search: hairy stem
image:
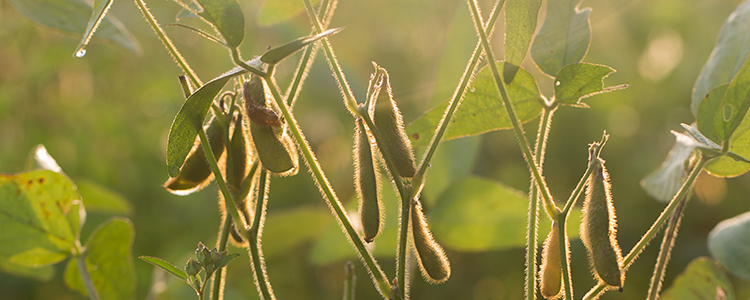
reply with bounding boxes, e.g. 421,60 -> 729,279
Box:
466,0 -> 557,220
646,193 -> 688,300
344,261 -> 356,300
133,0 -> 202,88
583,154 -> 708,300
247,169 -> 275,300
76,253 -> 101,300
210,214 -> 233,300
556,215 -> 573,300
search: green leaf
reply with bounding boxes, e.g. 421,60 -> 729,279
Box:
504,0 -> 542,82
195,0 -> 244,47
709,54 -> 750,141
0,253 -> 54,281
660,257 -> 735,300
257,0 -> 322,26
406,62 -> 543,147
7,0 -> 140,54
261,28 -> 342,64
139,256 -> 188,281
213,253 -> 240,269
428,176 -> 581,252
262,206 -> 332,258
692,0 -> 750,116
167,64 -> 253,177
704,104 -> 750,177
640,132 -> 696,202
72,0 -> 113,57
76,180 -> 133,215
0,170 -> 83,267
554,63 -> 626,107
530,0 -> 591,77
697,85 -> 729,144
708,211 -> 750,280
64,217 -> 136,300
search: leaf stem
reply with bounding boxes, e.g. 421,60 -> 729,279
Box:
133,0 -> 202,88
343,261 -> 356,300
645,193 -> 688,300
210,208 -> 233,300
466,0 -> 558,220
247,169 -> 275,300
556,215 -> 573,300
76,253 -> 102,300
583,154 -> 708,300
410,0 -> 503,199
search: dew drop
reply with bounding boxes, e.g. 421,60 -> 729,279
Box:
75,49 -> 87,58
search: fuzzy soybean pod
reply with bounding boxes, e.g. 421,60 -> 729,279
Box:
369,68 -> 417,178
411,199 -> 450,284
244,78 -> 298,175
581,158 -> 624,288
230,113 -> 250,188
539,222 -> 564,299
164,115 -> 225,195
354,117 -> 381,243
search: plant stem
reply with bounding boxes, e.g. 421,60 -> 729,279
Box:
525,106 -> 555,300
133,0 -> 202,88
410,0 -> 503,199
76,254 -> 102,300
343,261 -> 356,300
646,193 -> 688,300
466,0 -> 558,220
556,215 -> 573,300
247,169 -> 275,300
210,212 -> 233,300
583,154 -> 708,300
250,70 -> 391,297
302,0 -> 358,114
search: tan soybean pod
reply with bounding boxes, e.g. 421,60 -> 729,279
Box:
581,158 -> 624,287
411,199 -> 450,284
369,67 -> 417,178
354,117 -> 381,242
539,222 -> 564,299
164,115 -> 225,195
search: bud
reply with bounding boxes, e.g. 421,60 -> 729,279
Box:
185,258 -> 201,277
369,66 -> 417,178
164,115 -> 226,195
539,222 -> 564,299
581,158 -> 624,287
411,199 -> 450,284
354,118 -> 382,242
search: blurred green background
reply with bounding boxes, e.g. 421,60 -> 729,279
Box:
1,0 -> 749,299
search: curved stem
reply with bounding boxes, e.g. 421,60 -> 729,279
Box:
583,155 -> 708,300
247,169 -> 275,300
466,0 -> 558,220
646,193 -> 688,300
76,253 -> 102,300
133,0 -> 202,88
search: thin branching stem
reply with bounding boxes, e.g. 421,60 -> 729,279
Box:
134,0 -> 202,88
247,169 -> 275,300
646,193 -> 688,300
466,0 -> 558,220
583,154 -> 709,300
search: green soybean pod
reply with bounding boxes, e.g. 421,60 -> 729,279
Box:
354,117 -> 381,242
369,67 -> 417,178
411,199 -> 450,284
230,113 -> 250,188
539,222 -> 563,299
249,122 -> 296,174
164,114 -> 226,195
581,158 -> 624,288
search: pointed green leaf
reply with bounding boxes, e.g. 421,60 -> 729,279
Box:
641,132 -> 696,202
167,64 -> 253,177
692,0 -> 750,116
554,63 -> 626,107
195,0 -> 244,47
261,28 -> 342,64
64,217 -> 135,300
406,62 -> 543,147
257,0 -> 322,26
428,176 -> 581,252
7,0 -> 140,54
504,0 -> 542,82
704,103 -> 750,177
660,257 -> 735,300
708,211 -> 750,280
139,256 -> 188,281
530,0 -> 591,77
262,206 -> 332,258
710,54 -> 750,141
0,253 -> 54,281
0,170 -> 83,267
72,0 -> 113,57
213,253 -> 240,269
76,180 -> 132,216
698,85 -> 729,144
